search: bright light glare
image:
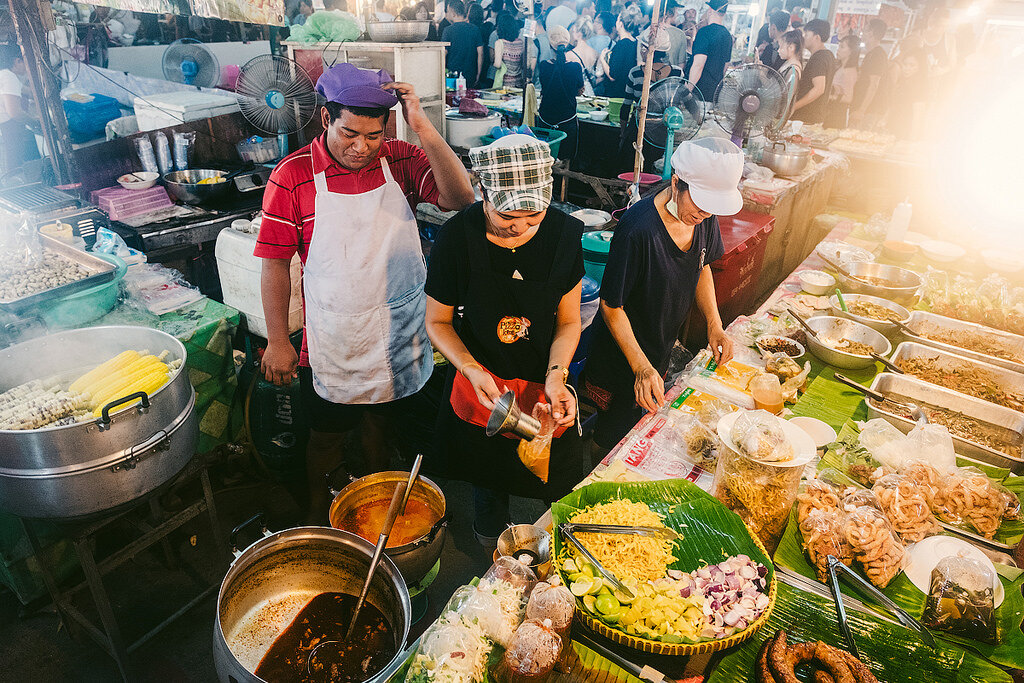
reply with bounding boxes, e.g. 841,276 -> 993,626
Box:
747,3 -> 759,15
966,3 -> 982,16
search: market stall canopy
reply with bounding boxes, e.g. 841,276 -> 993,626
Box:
75,0 -> 287,26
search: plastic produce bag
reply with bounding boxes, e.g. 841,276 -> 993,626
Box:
518,402 -> 554,483
525,582 -> 575,643
796,478 -> 842,524
729,409 -> 794,463
936,467 -> 1009,538
153,132 -> 172,174
445,583 -> 520,647
133,134 -> 158,174
500,618 -> 563,681
872,473 -> 941,543
408,612 -> 492,683
287,10 -> 361,43
484,556 -> 538,595
845,505 -> 905,589
799,508 -> 852,582
858,418 -> 909,471
905,423 -> 957,473
922,556 -> 998,644
842,487 -> 881,512
900,460 -> 944,508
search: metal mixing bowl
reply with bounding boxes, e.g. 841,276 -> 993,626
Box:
837,261 -> 923,305
829,293 -> 911,337
366,20 -> 431,42
163,169 -> 233,204
804,315 -> 892,369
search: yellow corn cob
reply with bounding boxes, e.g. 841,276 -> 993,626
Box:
69,350 -> 141,394
93,368 -> 170,417
82,355 -> 165,402
90,362 -> 168,410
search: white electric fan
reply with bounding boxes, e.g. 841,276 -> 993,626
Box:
162,38 -> 221,88
235,55 -> 319,161
640,76 -> 705,181
712,64 -> 788,147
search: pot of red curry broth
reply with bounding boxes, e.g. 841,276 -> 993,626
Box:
329,471 -> 448,586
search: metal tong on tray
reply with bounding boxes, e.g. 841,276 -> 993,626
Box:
560,522 -> 681,542
558,523 -> 639,600
825,555 -> 936,658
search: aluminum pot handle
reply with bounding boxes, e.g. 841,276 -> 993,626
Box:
403,515 -> 449,550
99,391 -> 150,427
229,512 -> 270,557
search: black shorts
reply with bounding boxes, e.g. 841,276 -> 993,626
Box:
298,366 -> 399,434
584,376 -> 645,451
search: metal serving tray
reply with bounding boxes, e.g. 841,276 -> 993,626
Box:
0,234 -> 117,312
889,342 -> 1024,413
903,310 -> 1024,375
867,372 -> 1024,473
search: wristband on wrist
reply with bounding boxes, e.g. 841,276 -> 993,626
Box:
546,364 -> 569,384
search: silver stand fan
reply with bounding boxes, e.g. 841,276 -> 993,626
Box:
712,64 -> 788,147
235,55 -> 319,161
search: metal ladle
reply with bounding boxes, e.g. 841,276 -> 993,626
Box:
833,373 -> 928,424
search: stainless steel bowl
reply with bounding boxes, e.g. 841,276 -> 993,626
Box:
829,293 -> 911,337
760,141 -> 811,177
837,261 -> 923,305
366,20 -> 431,42
163,169 -> 233,205
804,315 -> 892,369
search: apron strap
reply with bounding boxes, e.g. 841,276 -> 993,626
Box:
379,156 -> 396,184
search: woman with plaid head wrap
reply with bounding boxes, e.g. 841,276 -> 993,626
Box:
424,135 -> 590,544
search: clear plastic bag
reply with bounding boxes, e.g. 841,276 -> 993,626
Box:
517,403 -> 554,483
153,132 -> 172,174
900,460 -> 944,509
844,505 -> 905,589
841,487 -> 881,512
937,467 -> 1009,539
871,473 -> 941,543
796,478 -> 842,525
409,612 -> 491,682
172,131 -> 195,171
484,556 -> 538,595
922,556 -> 998,645
445,583 -> 520,647
132,135 -> 158,174
729,410 -> 794,463
906,423 -> 957,473
858,418 -> 910,471
525,582 -> 575,644
501,618 -> 563,681
799,508 -> 852,582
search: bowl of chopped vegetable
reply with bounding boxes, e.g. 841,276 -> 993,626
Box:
829,293 -> 910,337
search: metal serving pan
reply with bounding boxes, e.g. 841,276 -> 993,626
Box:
867,373 -> 1024,473
902,310 -> 1024,375
0,234 -> 117,312
889,342 -> 1024,414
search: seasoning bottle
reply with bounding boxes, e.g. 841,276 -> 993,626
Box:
750,373 -> 784,415
888,198 -> 913,242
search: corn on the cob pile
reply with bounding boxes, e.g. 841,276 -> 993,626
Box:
0,348 -> 178,430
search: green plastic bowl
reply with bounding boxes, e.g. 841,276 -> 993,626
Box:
41,253 -> 127,329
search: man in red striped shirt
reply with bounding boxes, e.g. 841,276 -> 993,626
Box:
255,63 -> 473,521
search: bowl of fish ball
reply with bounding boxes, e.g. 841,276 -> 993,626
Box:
328,470 -> 447,586
836,262 -> 923,305
496,524 -> 552,578
163,169 -> 234,204
828,293 -> 910,337
803,316 -> 892,370
214,525 -> 411,683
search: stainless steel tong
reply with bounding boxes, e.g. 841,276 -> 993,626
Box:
558,523 -> 637,600
826,555 -> 936,656
560,522 -> 681,542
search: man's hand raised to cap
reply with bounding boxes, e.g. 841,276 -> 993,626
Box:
383,81 -> 430,135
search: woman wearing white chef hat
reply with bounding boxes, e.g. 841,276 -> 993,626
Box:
583,137 -> 743,456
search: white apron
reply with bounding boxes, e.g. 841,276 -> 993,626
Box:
302,156 -> 433,404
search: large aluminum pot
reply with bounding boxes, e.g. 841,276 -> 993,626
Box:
761,141 -> 811,177
214,524 -> 412,683
837,262 -> 923,305
329,471 -> 447,587
0,326 -> 196,519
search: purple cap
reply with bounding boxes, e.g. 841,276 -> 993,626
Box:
315,63 -> 399,108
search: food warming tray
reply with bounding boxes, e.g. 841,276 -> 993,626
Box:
889,342 -> 1024,412
902,311 -> 1024,375
0,234 -> 118,311
867,373 -> 1024,473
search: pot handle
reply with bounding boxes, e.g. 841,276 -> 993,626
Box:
230,512 -> 270,557
771,141 -> 786,151
98,391 -> 151,429
325,462 -> 357,498
405,515 -> 449,550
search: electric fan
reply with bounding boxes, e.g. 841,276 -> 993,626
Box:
235,55 -> 319,161
162,38 -> 221,88
712,64 -> 788,146
640,76 -> 705,181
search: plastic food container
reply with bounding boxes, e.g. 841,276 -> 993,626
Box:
798,269 -> 836,296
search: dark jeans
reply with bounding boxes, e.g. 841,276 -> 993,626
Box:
473,486 -> 510,537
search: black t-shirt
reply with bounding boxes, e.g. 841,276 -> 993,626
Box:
692,23 -> 733,101
793,48 -> 836,124
852,45 -> 888,114
585,196 -> 724,390
425,203 -> 585,379
756,24 -> 781,70
538,59 -> 585,123
442,21 -> 483,87
602,38 -> 638,98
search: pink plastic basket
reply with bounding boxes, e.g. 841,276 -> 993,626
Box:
92,186 -> 173,221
